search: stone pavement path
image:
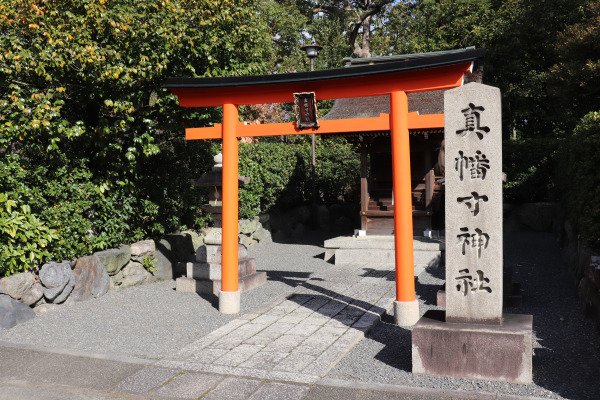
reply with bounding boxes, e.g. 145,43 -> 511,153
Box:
156,262 -> 397,384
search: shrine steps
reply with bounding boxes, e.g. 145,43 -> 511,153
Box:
323,235 -> 444,275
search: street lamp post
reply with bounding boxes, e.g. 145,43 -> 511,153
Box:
300,44 -> 322,205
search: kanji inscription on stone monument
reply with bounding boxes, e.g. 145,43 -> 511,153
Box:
445,82 -> 503,324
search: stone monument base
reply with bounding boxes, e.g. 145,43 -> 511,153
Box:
176,272 -> 267,295
412,310 -> 533,384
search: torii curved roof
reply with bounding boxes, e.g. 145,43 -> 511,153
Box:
164,48 -> 485,107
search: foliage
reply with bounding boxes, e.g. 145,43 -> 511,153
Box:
142,255 -> 157,274
0,0 -> 270,275
0,155 -> 58,276
556,111 -> 600,249
264,1 -> 393,71
503,137 -> 561,203
238,137 -> 359,218
381,0 -> 498,55
545,0 -> 600,129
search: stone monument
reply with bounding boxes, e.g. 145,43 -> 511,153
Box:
176,153 -> 267,295
412,83 -> 533,383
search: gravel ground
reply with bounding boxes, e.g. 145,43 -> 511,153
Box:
327,232 -> 600,400
0,232 -> 335,360
1,231 -> 598,400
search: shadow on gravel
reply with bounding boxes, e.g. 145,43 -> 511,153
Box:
370,313 -> 413,372
270,229 -> 344,247
266,271 -> 311,289
337,232 -> 600,400
502,233 -> 600,400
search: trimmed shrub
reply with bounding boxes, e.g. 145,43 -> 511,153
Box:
556,111 -> 600,249
503,136 -> 561,203
238,137 -> 360,219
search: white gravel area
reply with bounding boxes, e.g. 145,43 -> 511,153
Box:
0,231 -> 597,400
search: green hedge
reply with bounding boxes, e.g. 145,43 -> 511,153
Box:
238,137 -> 360,219
0,140 -> 216,277
556,111 -> 600,249
503,136 -> 561,203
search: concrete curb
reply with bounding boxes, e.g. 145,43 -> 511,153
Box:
317,377 -> 552,400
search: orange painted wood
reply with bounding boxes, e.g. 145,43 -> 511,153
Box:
221,103 -> 239,293
390,91 -> 416,302
185,112 -> 444,140
172,63 -> 470,107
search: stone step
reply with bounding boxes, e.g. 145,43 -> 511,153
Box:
334,248 -> 442,267
179,258 -> 257,281
195,244 -> 248,264
176,271 -> 267,295
324,235 -> 444,251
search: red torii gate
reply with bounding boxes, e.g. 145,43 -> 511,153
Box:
165,48 -> 485,325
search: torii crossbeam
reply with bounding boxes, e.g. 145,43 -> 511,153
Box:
164,47 -> 485,326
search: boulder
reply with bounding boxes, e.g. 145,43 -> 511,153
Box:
71,256 -> 110,301
578,277 -> 600,314
39,262 -> 75,303
291,223 -> 306,239
181,230 -> 203,252
239,218 -> 261,235
130,240 -> 156,263
94,245 -> 131,275
333,215 -> 353,233
20,282 -> 44,306
164,233 -> 194,262
316,205 -> 330,231
203,228 -> 223,245
239,234 -> 258,247
155,239 -> 175,280
251,226 -> 272,244
516,202 -> 558,232
272,229 -> 289,242
0,294 -> 35,330
0,272 -> 35,301
112,261 -> 155,288
587,256 -> 600,288
291,206 -> 311,225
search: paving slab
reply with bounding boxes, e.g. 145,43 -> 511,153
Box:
155,262 -> 396,383
114,367 -> 179,394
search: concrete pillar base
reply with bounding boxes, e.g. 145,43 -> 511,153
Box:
393,299 -> 420,326
219,290 -> 240,314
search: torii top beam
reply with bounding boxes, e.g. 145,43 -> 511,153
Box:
164,48 -> 485,107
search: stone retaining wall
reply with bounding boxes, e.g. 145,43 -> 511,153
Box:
0,218 -> 278,331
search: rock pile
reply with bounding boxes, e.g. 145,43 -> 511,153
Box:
0,224 -> 273,331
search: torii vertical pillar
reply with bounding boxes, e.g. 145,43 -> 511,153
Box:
220,103 -> 241,313
390,90 -> 419,326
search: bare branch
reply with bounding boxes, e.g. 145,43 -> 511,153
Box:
313,5 -> 344,15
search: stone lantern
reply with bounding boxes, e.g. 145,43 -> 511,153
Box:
176,153 -> 266,295
189,153 -> 250,229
